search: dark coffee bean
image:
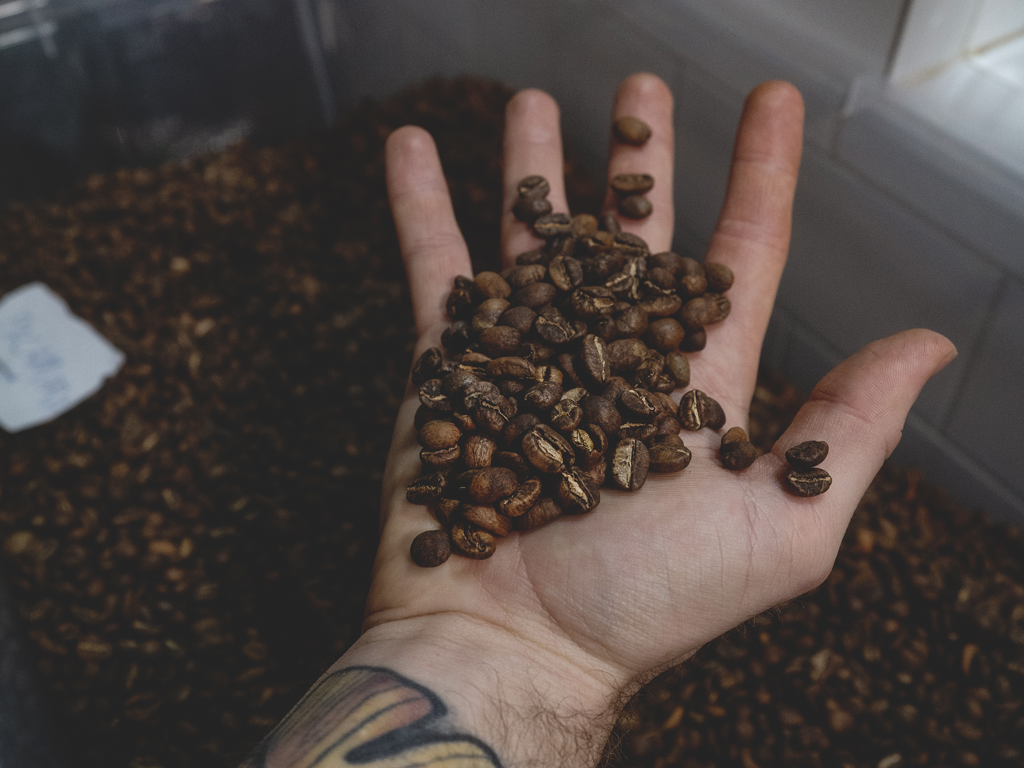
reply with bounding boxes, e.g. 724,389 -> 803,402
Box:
417,420 -> 462,451
497,477 -> 542,518
441,319 -> 472,351
619,422 -> 658,443
533,212 -> 572,238
534,364 -> 564,385
580,334 -> 610,384
605,271 -> 639,299
535,306 -> 573,345
497,305 -> 538,335
515,497 -> 563,531
513,196 -> 552,223
515,247 -> 547,266
475,271 -> 512,300
665,351 -> 690,387
406,472 -> 448,505
611,437 -> 650,491
590,317 -> 618,342
412,347 -> 444,386
550,398 -> 583,432
419,379 -> 452,412
557,468 -> 601,515
420,445 -> 460,470
632,354 -> 665,391
679,326 -> 706,352
615,305 -> 649,338
785,468 -> 833,497
601,376 -> 632,404
570,213 -> 599,238
679,389 -> 726,431
611,173 -> 655,196
486,356 -> 536,380
677,258 -> 708,297
462,434 -> 497,468
721,428 -> 758,471
455,468 -> 519,504
648,434 -> 692,473
656,416 -> 682,436
461,504 -> 512,537
584,250 -> 626,282
433,497 -> 460,527
649,251 -> 684,275
704,261 -> 735,293
519,341 -> 556,365
646,317 -> 686,353
522,424 -> 574,474
613,231 -> 650,257
523,381 -> 563,411
579,394 -> 622,437
450,410 -> 476,432
545,234 -> 577,259
446,286 -> 476,320
411,530 -> 451,567
460,378 -> 501,408
785,440 -> 830,468
498,379 -> 525,398
471,299 -> 512,334
450,523 -> 497,559
638,294 -> 682,319
441,368 -> 478,398
607,338 -> 648,372
570,423 -> 608,465
704,293 -> 731,324
643,267 -> 677,296
612,116 -> 652,145
618,195 -> 653,219
517,175 -> 550,198
601,211 -> 622,233
493,450 -> 531,478
469,399 -> 510,436
548,255 -> 584,291
557,353 -> 586,389
620,388 -> 658,422
570,286 -> 616,319
511,281 -> 558,309
477,325 -> 521,357
505,264 -> 548,289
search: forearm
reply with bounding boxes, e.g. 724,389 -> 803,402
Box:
240,614 -> 623,768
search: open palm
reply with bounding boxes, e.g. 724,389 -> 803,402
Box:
362,74 -> 955,692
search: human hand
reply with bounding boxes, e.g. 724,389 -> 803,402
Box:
281,74 -> 956,768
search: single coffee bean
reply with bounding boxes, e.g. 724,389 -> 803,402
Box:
419,379 -> 452,412
570,286 -> 616,319
477,325 -> 522,357
637,294 -> 682,319
411,530 -> 451,568
601,211 -> 622,233
657,416 -> 682,436
420,445 -> 460,470
546,234 -> 576,259
535,306 -> 573,345
665,351 -> 691,388
601,376 -> 632,405
418,420 -> 462,451
515,247 -> 547,266
535,364 -> 564,385
679,327 -> 706,352
570,213 -> 599,238
611,173 -> 655,196
557,468 -> 600,515
493,450 -> 531,478
649,251 -> 684,275
523,381 -> 563,411
619,422 -> 658,443
511,281 -> 558,309
550,398 -> 584,432
433,497 -> 460,527
643,267 -> 677,296
611,437 -> 650,491
579,394 -> 622,437
412,347 -> 444,386
785,468 -> 833,497
533,212 -> 572,237
461,504 -> 512,537
522,424 -> 574,474
615,305 -> 648,338
703,293 -> 731,324
614,231 -> 650,257
497,477 -> 542,518
570,422 -> 608,466
679,389 -> 726,431
475,271 -> 512,300
620,388 -> 658,422
677,257 -> 708,298
704,261 -> 734,293
721,426 -> 748,445
497,305 -> 538,335
450,523 -> 497,559
406,472 -> 448,505
720,427 -> 758,470
612,116 -> 652,145
505,264 -> 547,289
648,434 -> 692,473
584,250 -> 626,282
618,195 -> 653,219
605,271 -> 639,299
548,255 -> 584,291
785,440 -> 830,469
455,467 -> 519,504
515,497 -> 563,531
469,399 -> 511,436
517,175 -> 550,198
646,317 -> 686,353
462,434 -> 497,469
486,356 -> 535,380
580,334 -> 610,384
607,338 -> 649,372
450,410 -> 476,432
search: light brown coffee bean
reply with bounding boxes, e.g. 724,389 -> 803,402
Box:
637,294 -> 682,319
580,334 -> 610,384
785,468 -> 833,497
722,426 -> 748,445
550,398 -> 584,432
557,468 -> 600,515
611,437 -> 650,491
612,116 -> 652,145
418,420 -> 462,450
677,258 -> 707,298
497,477 -> 542,518
570,423 -> 608,466
785,440 -> 829,468
611,173 -> 655,196
522,424 -> 574,474
618,195 -> 653,219
471,298 -> 511,333
704,261 -> 735,293
679,389 -> 726,431
461,504 -> 512,537
450,523 -> 497,559
462,435 -> 497,469
607,338 -> 649,372
721,428 -> 758,470
648,434 -> 692,473
477,325 -> 521,357
534,364 -> 563,385
411,530 -> 451,567
475,272 -> 512,300
646,318 -> 686,353
420,445 -> 460,470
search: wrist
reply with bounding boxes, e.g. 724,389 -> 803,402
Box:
337,613 -> 626,768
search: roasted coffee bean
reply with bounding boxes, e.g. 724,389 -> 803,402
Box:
643,267 -> 677,296
677,257 -> 708,297
665,351 -> 691,387
406,472 -> 449,505
505,263 -> 547,289
557,468 -> 600,515
533,212 -> 572,237
418,420 -> 462,451
618,195 -> 653,219
460,378 -> 501,407
607,338 -> 649,372
497,305 -> 538,335
497,477 -> 542,518
441,369 -> 480,398
523,381 -> 563,411
620,388 -> 659,422
638,294 -> 682,319
512,195 -> 551,222
534,364 -> 564,385
601,211 -> 622,233
412,347 -> 444,386
535,306 -> 573,345
522,424 -> 574,474
420,445 -> 460,470
515,497 -> 563,531
648,434 -> 692,473
580,394 -> 622,437
462,435 -> 497,468
562,386 -> 588,403
441,319 -> 472,351
601,376 -> 632,405
612,115 -> 652,145
704,261 -> 735,293
648,391 -> 678,418
611,437 -> 650,491
570,423 -> 608,465
785,440 -> 829,468
785,468 -> 833,497
450,410 -> 476,432
614,231 -> 650,257
605,271 -> 639,299
446,286 -> 476,319
471,298 -> 511,333
550,398 -> 584,432
570,213 -> 599,238
477,325 -> 521,357
620,422 -> 658,443
569,287 -> 614,321
454,468 -> 519,504
679,389 -> 726,431
469,399 -> 510,436
548,255 -> 584,291
411,530 -> 451,567
615,305 -> 649,338
580,334 -> 610,384
557,353 -> 586,389
433,497 -> 460,527
511,281 -> 558,309
419,379 -> 452,412
517,175 -> 550,198
515,247 -> 547,266
585,250 -> 626,282
656,416 -> 682,436
493,450 -> 531,478
498,379 -> 525,398
646,318 -> 686,353
721,428 -> 758,471
450,523 -> 497,559
461,504 -> 512,537
679,327 -> 706,352
650,251 -> 684,275
546,234 -> 576,259
486,356 -> 536,380
519,340 -> 555,364
611,173 -> 655,196
474,271 -> 512,300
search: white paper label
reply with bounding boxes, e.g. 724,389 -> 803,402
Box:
0,282 -> 125,432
